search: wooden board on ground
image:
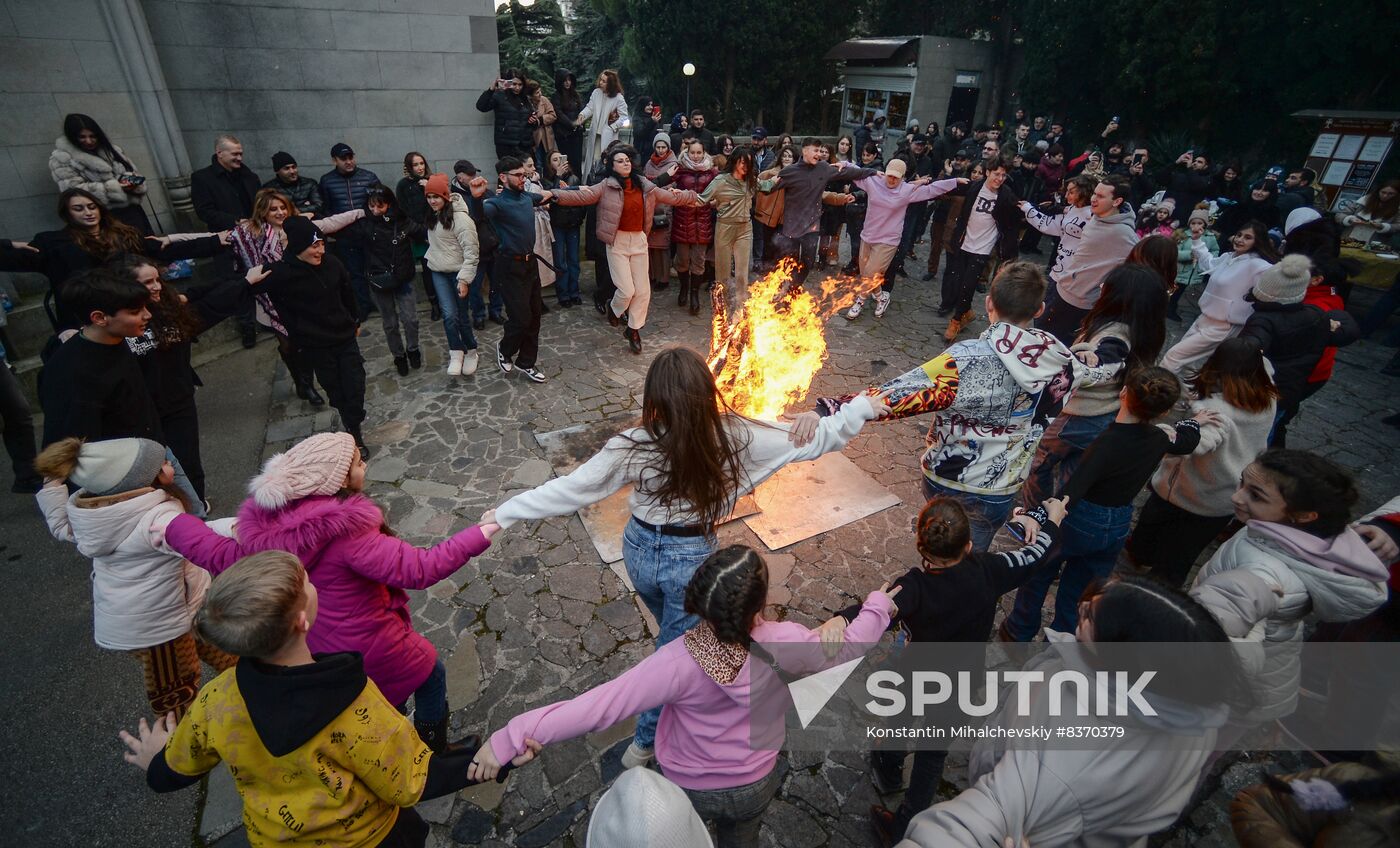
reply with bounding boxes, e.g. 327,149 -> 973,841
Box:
741,452 -> 901,550
534,416 -> 758,565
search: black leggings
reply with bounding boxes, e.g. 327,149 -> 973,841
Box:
1124,490 -> 1233,587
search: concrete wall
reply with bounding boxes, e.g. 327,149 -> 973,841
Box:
0,0 -> 502,253
148,0 -> 500,198
911,36 -> 995,133
0,0 -> 168,247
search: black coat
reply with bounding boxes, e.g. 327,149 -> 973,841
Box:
355,212 -> 425,286
11,230 -> 224,331
191,156 -> 261,230
395,176 -> 430,242
476,88 -> 536,153
250,254 -> 359,348
1241,300 -> 1358,406
947,179 -> 1023,260
1158,164 -> 1211,222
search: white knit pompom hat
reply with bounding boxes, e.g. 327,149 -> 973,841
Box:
249,432 -> 357,509
1252,253 -> 1313,305
585,768 -> 713,848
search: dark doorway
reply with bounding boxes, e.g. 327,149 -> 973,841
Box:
946,86 -> 979,128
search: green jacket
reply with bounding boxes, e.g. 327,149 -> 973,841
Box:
699,172 -> 779,223
1175,232 -> 1218,287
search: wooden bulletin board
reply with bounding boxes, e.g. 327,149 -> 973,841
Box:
1301,115 -> 1398,211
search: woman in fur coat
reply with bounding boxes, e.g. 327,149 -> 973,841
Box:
49,113 -> 153,234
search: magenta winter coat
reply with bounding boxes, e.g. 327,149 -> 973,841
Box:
165,494 -> 490,705
671,155 -> 718,244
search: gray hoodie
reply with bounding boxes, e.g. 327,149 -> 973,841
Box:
1056,207 -> 1138,309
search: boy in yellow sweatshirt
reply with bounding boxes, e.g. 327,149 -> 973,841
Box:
118,550 -> 538,847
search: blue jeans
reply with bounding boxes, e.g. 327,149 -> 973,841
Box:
1020,411 -> 1115,510
552,227 -> 581,302
429,271 -> 477,352
468,264 -> 504,323
623,518 -> 716,749
412,658 -> 448,724
921,477 -> 1016,553
1004,500 -> 1133,640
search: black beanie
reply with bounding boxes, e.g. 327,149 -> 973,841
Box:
283,215 -> 321,257
271,151 -> 296,170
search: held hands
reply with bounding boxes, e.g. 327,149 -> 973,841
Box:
1040,496 -> 1069,526
147,235 -> 173,249
479,509 -> 500,540
245,265 -> 272,285
119,712 -> 177,771
1191,409 -> 1224,429
467,737 -> 542,783
817,615 -> 847,654
863,387 -> 894,417
1008,508 -> 1044,545
217,230 -> 233,245
783,410 -> 820,447
1356,524 -> 1400,563
954,177 -> 970,185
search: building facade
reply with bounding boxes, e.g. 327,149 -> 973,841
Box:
1,0 -> 502,241
826,35 -> 1013,145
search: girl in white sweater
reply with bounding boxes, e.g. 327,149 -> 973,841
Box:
494,346 -> 888,768
1126,338 -> 1279,585
422,173 -> 480,377
35,437 -> 234,719
1160,220 -> 1278,375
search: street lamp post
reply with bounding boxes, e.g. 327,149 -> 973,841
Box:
683,62 -> 696,117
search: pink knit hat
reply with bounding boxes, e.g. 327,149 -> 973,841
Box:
250,432 -> 357,509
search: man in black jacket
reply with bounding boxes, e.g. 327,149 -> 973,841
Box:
687,110 -> 717,154
476,73 -> 536,161
246,217 -> 370,457
939,156 -> 1022,340
319,143 -> 381,319
262,151 -> 324,217
191,136 -> 260,230
191,135 -> 261,346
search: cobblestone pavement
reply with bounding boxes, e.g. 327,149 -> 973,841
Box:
228,243 -> 1399,847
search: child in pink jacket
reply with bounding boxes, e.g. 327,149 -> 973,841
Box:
165,431 -> 498,752
468,544 -> 898,848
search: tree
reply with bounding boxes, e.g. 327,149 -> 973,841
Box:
547,0 -> 628,92
496,0 -> 567,93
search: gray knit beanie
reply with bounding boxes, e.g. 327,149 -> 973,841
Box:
1252,253 -> 1312,305
71,438 -> 169,497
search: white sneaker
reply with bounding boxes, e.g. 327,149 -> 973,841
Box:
446,350 -> 464,376
620,742 -> 654,769
874,291 -> 892,318
845,296 -> 865,320
461,350 -> 479,376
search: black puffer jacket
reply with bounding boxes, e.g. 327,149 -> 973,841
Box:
355,210 -> 425,287
1240,300 -> 1358,406
476,88 -> 535,153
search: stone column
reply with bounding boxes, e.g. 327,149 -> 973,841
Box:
98,0 -> 196,229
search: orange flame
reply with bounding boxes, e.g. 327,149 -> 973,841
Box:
708,259 -> 885,419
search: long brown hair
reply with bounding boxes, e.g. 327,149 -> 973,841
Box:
1364,179 -> 1400,220
112,255 -> 202,347
249,188 -> 295,239
628,347 -> 750,528
59,188 -> 144,259
1192,337 -> 1279,414
1126,235 -> 1177,290
599,68 -> 622,98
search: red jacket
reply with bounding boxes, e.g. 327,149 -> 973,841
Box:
671,158 -> 718,244
1304,282 -> 1344,384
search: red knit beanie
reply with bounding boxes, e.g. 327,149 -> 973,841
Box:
425,173 -> 452,199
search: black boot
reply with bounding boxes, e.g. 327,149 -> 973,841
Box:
677,272 -> 690,308
626,327 -> 643,354
295,378 -> 325,406
286,353 -> 325,406
689,280 -> 701,315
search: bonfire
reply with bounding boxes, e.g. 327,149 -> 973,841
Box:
708,260 -> 885,419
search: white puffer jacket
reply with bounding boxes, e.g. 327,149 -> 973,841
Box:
48,135 -> 145,209
1193,521 -> 1387,722
37,482 -> 209,651
424,193 -> 480,282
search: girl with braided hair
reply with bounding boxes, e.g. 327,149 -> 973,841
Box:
492,346 -> 889,770
470,545 -> 900,846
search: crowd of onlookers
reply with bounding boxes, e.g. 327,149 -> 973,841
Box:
2,71 -> 1400,848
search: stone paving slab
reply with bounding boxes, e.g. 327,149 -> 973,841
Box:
222,240 -> 1400,847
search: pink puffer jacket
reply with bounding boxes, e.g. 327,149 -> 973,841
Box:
553,176 -> 699,246
166,494 -> 489,705
671,155 -> 718,244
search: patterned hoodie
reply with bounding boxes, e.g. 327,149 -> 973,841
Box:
819,323 -> 1120,495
